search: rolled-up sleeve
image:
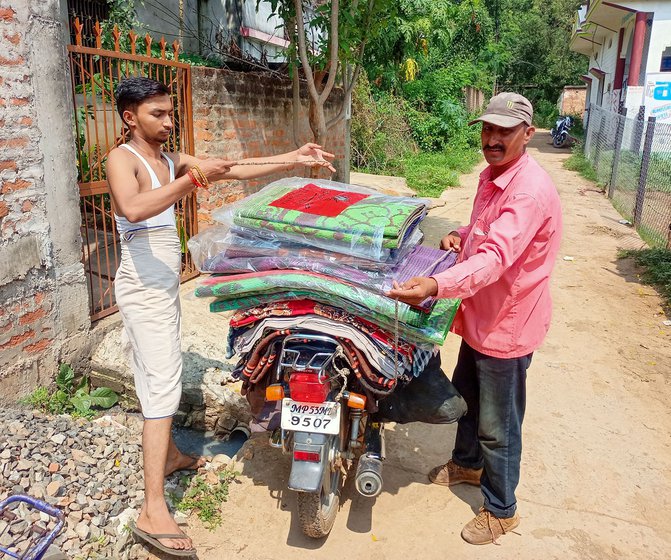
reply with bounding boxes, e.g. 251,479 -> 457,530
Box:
431,193 -> 544,299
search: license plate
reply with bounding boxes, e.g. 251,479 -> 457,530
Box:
281,399 -> 341,435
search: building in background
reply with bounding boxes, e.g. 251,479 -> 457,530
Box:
557,85 -> 588,115
66,0 -> 304,67
570,0 -> 671,122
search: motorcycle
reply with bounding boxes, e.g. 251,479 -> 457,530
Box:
257,332 -> 465,539
550,115 -> 574,148
262,333 -> 388,538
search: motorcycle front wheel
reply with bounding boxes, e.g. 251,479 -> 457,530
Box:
296,436 -> 342,538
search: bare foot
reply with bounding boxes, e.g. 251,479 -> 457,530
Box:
136,506 -> 194,553
165,450 -> 207,478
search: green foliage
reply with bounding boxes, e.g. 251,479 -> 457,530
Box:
619,248 -> 671,306
563,145 -> 599,184
351,74 -> 416,172
533,99 -> 560,129
352,57 -> 482,193
495,0 -> 587,104
364,0 -> 585,110
173,469 -> 238,530
101,0 -> 143,52
20,364 -> 118,419
396,147 -> 482,197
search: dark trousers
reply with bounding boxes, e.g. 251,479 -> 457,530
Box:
451,341 -> 532,518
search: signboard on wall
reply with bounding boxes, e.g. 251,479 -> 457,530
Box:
644,73 -> 671,122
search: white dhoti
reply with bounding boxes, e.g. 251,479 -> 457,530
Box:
114,227 -> 183,419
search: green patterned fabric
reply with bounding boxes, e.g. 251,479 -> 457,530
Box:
195,272 -> 459,345
231,182 -> 426,250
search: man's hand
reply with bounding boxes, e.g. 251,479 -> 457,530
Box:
198,158 -> 237,182
386,277 -> 439,306
295,143 -> 336,173
440,231 -> 462,252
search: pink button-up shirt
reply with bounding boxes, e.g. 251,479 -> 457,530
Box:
431,152 -> 562,358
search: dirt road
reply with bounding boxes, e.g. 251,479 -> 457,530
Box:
182,132 -> 671,560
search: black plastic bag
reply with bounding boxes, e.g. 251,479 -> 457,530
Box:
375,353 -> 467,424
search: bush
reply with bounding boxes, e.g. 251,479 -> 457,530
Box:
20,364 -> 118,419
533,99 -> 560,129
351,75 -> 416,172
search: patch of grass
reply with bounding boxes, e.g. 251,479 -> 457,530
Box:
563,147 -> 600,184
392,146 -> 482,198
172,468 -> 238,530
619,248 -> 671,307
21,386 -> 50,410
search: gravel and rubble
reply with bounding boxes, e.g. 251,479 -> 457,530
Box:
0,408 -> 155,559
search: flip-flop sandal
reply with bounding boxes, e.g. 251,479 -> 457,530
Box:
132,525 -> 197,557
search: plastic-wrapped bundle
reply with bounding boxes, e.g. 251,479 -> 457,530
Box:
212,177 -> 429,261
187,224 -> 397,274
194,270 -> 460,345
189,224 -> 458,302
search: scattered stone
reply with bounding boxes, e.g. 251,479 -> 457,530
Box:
0,408 -> 148,559
50,434 -> 66,445
46,481 -> 63,497
75,521 -> 90,540
16,459 -> 32,471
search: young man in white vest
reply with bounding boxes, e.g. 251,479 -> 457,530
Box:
106,76 -> 335,557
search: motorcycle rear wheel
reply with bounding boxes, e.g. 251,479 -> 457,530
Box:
553,133 -> 567,148
296,438 -> 342,538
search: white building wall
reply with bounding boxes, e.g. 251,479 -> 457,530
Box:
600,29 -> 621,111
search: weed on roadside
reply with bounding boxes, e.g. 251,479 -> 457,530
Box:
20,364 -> 118,419
172,468 -> 239,530
564,147 -> 600,184
619,247 -> 671,307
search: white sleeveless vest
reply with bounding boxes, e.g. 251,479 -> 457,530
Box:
114,144 -> 176,238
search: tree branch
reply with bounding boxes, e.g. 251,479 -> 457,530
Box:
294,0 -> 320,103
326,62 -> 362,129
292,63 -> 302,147
318,0 -> 340,103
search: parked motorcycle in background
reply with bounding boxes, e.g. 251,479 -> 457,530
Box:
551,115 -> 574,148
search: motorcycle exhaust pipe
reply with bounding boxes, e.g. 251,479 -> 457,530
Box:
355,420 -> 385,498
355,453 -> 383,497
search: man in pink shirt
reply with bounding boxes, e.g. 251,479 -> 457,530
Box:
389,92 -> 562,545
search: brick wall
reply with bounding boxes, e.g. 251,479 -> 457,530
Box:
560,86 -> 588,116
191,67 -> 347,226
0,0 -> 90,397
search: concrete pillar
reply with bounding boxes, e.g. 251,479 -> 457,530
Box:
628,12 -> 648,87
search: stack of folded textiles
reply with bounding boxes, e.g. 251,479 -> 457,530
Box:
188,178 -> 460,402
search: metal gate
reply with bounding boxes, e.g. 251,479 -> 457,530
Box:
68,19 -> 198,321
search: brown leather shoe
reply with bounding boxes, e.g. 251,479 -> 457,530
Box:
461,507 -> 520,545
428,460 -> 482,486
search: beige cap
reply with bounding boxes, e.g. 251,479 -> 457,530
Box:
469,92 -> 533,127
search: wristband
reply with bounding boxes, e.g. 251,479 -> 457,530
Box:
187,169 -> 202,188
191,165 -> 210,188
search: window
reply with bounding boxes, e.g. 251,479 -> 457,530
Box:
662,46 -> 671,72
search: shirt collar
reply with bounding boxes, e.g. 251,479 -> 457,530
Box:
480,152 -> 529,190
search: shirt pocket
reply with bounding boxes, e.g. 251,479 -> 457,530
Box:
463,217 -> 490,256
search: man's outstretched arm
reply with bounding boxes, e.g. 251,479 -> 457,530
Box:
106,148 -> 234,223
